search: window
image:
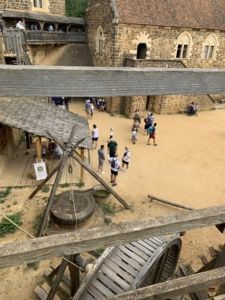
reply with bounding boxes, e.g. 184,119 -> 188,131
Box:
96,27 -> 104,54
176,33 -> 192,59
33,0 -> 43,8
203,35 -> 218,59
137,43 -> 147,59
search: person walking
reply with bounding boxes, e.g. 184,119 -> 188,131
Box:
98,145 -> 105,174
147,123 -> 157,146
107,137 -> 118,158
131,128 -> 138,144
91,124 -> 99,149
109,154 -> 120,186
90,103 -> 94,118
122,146 -> 131,171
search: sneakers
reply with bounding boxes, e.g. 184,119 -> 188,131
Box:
101,171 -> 105,174
112,183 -> 117,186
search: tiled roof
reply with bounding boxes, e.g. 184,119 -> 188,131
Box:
0,98 -> 91,148
114,0 -> 225,30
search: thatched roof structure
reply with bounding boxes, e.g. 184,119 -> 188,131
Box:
0,98 -> 91,148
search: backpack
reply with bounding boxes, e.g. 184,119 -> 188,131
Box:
147,126 -> 154,134
111,159 -> 117,168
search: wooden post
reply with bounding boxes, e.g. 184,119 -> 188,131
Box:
36,136 -> 42,162
80,148 -> 85,183
47,258 -> 68,300
148,194 -> 193,211
38,126 -> 76,237
28,164 -> 60,199
69,255 -> 80,297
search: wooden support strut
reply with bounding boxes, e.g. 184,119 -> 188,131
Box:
46,131 -> 130,210
148,194 -> 193,211
108,266 -> 225,300
1,204 -> 225,269
38,125 -> 77,237
28,164 -> 60,199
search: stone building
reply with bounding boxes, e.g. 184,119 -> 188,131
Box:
0,0 -> 65,16
86,0 -> 225,115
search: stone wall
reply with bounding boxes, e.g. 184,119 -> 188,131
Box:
0,0 -> 65,15
48,0 -> 65,15
86,0 -> 115,66
0,34 -> 4,63
0,0 -> 32,11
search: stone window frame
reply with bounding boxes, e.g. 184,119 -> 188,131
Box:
96,26 -> 105,55
32,0 -> 49,13
175,32 -> 192,59
202,34 -> 218,60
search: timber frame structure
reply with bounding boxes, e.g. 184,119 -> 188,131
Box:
1,66 -> 225,298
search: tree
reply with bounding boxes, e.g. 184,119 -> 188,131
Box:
66,0 -> 89,17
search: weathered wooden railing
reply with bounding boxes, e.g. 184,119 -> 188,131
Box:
25,30 -> 86,45
2,29 -> 26,63
1,66 -> 225,298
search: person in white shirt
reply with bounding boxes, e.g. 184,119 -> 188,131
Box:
109,154 -> 120,186
122,146 -> 131,170
16,20 -> 25,30
91,124 -> 99,149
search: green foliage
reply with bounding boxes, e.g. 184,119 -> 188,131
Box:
99,202 -> 116,216
95,248 -> 105,256
66,0 -> 89,17
0,187 -> 12,203
0,213 -> 22,237
41,185 -> 50,193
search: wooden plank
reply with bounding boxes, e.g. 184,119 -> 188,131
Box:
104,258 -> 135,283
118,245 -> 146,265
114,249 -> 142,271
34,286 -> 48,300
148,194 -> 193,211
123,243 -> 149,261
1,204 -> 225,269
130,241 -> 154,256
108,266 -> 225,300
1,66 -> 225,97
97,272 -> 125,294
101,264 -> 131,290
86,285 -> 105,299
91,278 -> 115,297
110,254 -> 138,277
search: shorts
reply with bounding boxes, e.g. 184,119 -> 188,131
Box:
109,152 -> 116,158
149,133 -> 155,139
111,170 -> 118,176
92,137 -> 98,142
98,159 -> 104,167
122,160 -> 129,165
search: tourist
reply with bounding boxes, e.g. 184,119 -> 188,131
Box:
133,109 -> 141,124
98,145 -> 105,174
91,124 -> 99,149
16,20 -> 25,30
90,102 -> 94,118
131,128 -> 138,144
107,137 -> 118,158
85,98 -> 91,117
187,102 -> 198,116
41,143 -> 48,160
132,120 -> 140,132
122,146 -> 131,171
147,123 -> 157,146
47,24 -> 54,32
109,154 -> 121,186
144,112 -> 154,135
54,144 -> 63,159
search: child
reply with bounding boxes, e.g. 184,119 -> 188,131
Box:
122,146 -> 131,170
147,123 -> 157,146
131,128 -> 138,144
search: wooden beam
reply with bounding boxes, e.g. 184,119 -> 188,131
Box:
148,194 -> 193,211
1,204 -> 225,269
1,65 -> 225,97
108,267 -> 225,300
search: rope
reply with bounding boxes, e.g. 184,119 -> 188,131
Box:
0,212 -> 84,271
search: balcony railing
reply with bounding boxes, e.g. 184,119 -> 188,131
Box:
25,30 -> 86,45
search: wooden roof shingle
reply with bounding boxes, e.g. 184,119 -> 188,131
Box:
0,98 -> 91,148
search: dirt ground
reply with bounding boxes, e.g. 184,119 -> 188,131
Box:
1,100 -> 225,299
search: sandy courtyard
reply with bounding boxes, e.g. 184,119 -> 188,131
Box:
1,101 -> 225,299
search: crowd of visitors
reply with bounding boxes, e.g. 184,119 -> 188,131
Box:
51,97 -> 71,110
85,97 -> 107,118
